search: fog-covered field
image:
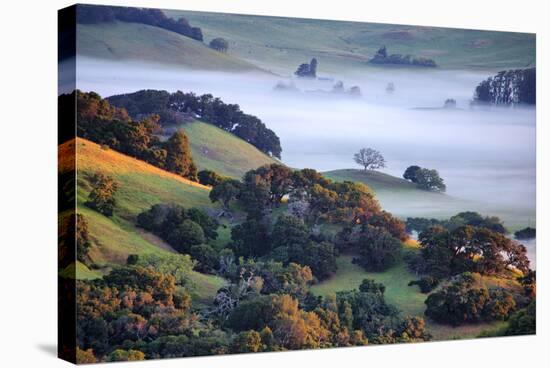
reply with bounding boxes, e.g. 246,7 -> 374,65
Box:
75,57 -> 536,257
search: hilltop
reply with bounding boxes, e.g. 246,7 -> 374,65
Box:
167,10 -> 535,72
77,21 -> 268,72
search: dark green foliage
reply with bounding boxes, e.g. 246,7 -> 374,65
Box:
126,254 -> 139,265
408,276 -> 439,293
405,217 -> 440,233
505,300 -> 536,336
108,90 -> 282,158
164,130 -> 198,181
518,270 -> 536,298
335,290 -> 399,338
189,244 -> 219,273
406,211 -> 507,235
198,169 -> 224,186
415,168 -> 446,192
86,172 -> 118,216
418,224 -> 529,277
209,37 -> 229,52
425,273 -> 516,326
353,226 -> 402,272
76,4 -> 203,41
514,227 -> 536,240
403,165 -> 421,182
294,58 -> 318,78
369,46 -> 437,67
231,219 -> 270,258
209,179 -> 241,211
474,68 -> 536,105
166,220 -> 205,253
239,164 -> 294,217
137,203 -> 218,254
269,215 -> 337,280
359,279 -> 386,295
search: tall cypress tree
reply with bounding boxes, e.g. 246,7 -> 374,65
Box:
164,130 -> 198,181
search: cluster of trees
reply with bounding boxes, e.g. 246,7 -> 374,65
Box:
207,164 -> 406,278
107,89 -> 282,158
406,211 -> 507,235
473,68 -> 536,105
63,90 -> 199,180
295,58 -> 318,78
74,249 -> 432,362
409,223 -> 529,279
424,273 -> 518,325
137,204 -> 219,272
403,165 -> 446,192
76,4 -> 204,41
514,226 -> 536,240
369,46 -> 437,67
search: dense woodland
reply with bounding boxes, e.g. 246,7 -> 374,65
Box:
107,90 -> 282,158
76,4 -> 204,41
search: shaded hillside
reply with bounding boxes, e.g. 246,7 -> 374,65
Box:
168,10 -> 535,72
179,121 -> 278,179
77,21 -> 268,72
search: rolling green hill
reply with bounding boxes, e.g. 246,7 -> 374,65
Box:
179,121 -> 278,179
323,169 -> 533,230
166,10 -> 535,72
77,21 -> 268,72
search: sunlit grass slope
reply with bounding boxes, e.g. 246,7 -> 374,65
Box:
167,10 -> 535,72
59,138 -> 226,300
60,139 -> 212,262
180,121 -> 278,179
77,21 -> 268,72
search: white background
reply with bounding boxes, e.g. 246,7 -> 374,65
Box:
0,0 -> 547,366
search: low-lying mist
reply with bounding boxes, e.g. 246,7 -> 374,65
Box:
75,56 -> 536,224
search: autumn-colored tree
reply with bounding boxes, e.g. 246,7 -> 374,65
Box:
164,130 -> 198,181
86,172 -> 118,216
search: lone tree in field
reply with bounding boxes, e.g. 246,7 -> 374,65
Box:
209,37 -> 229,53
353,148 -> 386,171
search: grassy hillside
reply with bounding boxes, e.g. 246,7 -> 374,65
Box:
179,121 -> 278,179
77,21 -> 268,72
59,138 -> 227,300
166,10 -> 535,72
61,139 -> 214,266
323,169 -> 533,230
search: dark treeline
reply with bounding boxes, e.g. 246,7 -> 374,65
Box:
76,4 -> 203,41
473,68 -> 536,105
59,90 -> 198,181
108,90 -> 282,159
369,46 -> 437,67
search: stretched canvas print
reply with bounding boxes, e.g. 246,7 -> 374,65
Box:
58,3 -> 537,364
